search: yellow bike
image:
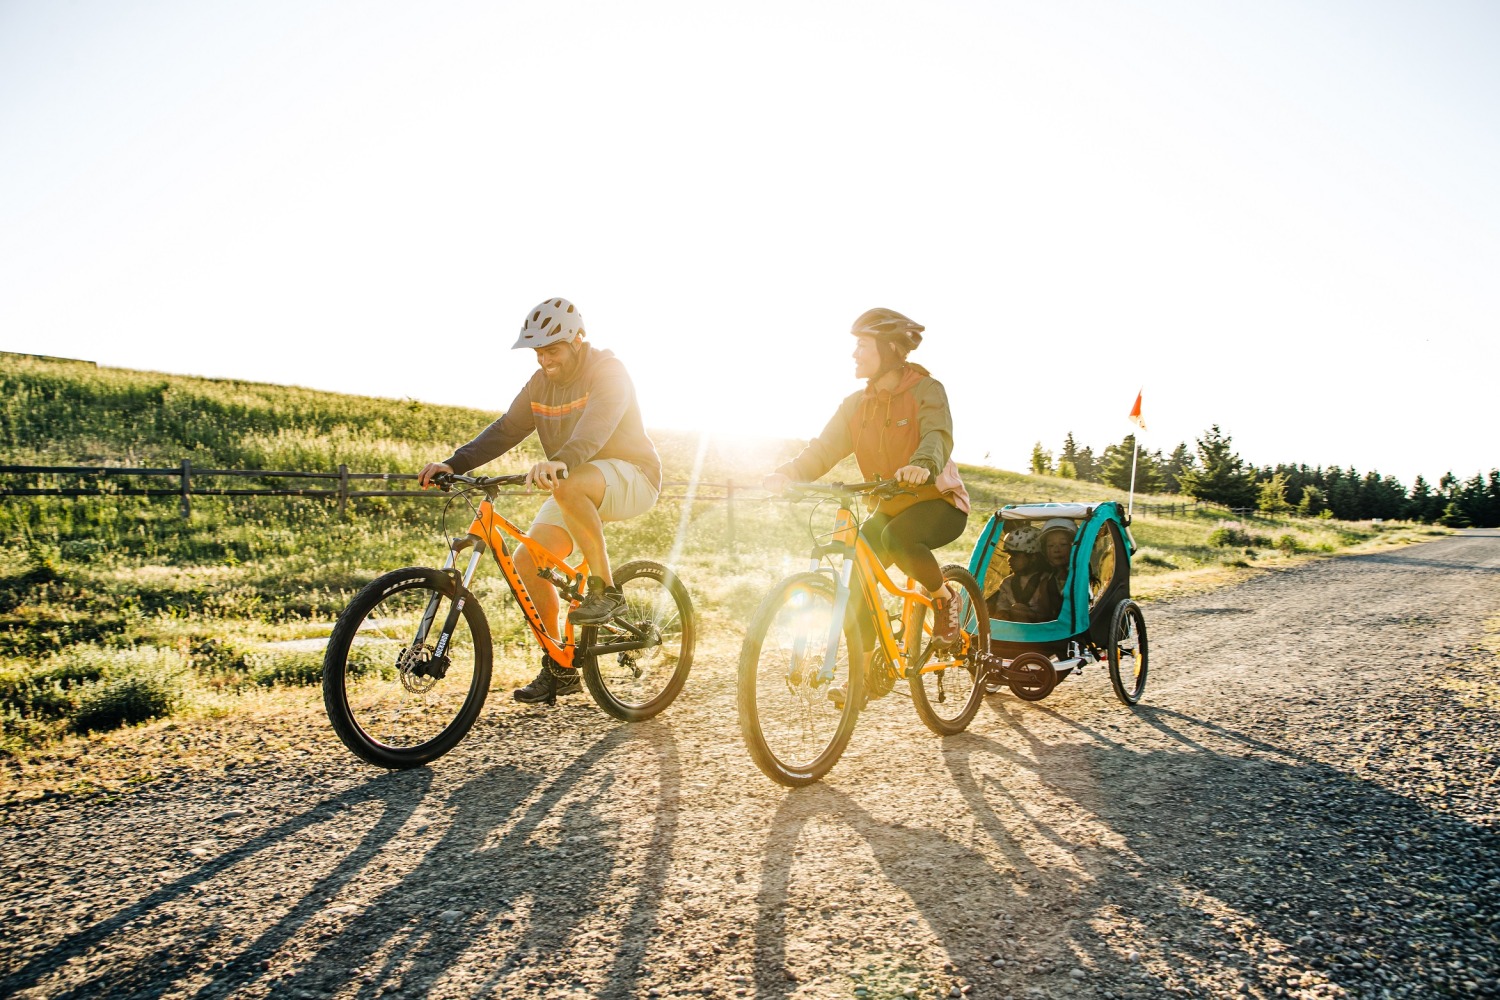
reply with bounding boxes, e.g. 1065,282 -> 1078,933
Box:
737,480 -> 989,786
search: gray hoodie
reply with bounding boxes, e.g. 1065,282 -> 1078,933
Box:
442,344 -> 663,490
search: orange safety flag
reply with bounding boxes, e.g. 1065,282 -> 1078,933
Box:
1128,390 -> 1146,430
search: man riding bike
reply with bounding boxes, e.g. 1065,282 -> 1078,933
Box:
418,298 -> 662,705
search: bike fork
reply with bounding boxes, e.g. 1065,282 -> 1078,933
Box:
415,535 -> 486,653
817,560 -> 855,684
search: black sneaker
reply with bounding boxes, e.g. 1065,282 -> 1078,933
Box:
568,576 -> 627,625
513,656 -> 580,705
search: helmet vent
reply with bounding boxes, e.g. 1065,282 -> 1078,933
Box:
566,303 -> 574,313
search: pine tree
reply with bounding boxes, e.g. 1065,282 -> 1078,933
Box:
1059,433 -> 1080,473
1161,443 -> 1194,494
1406,476 -> 1435,522
1075,446 -> 1099,483
1176,425 -> 1257,508
1030,442 -> 1054,476
1101,435 -> 1162,492
1296,485 -> 1327,517
1257,472 -> 1292,514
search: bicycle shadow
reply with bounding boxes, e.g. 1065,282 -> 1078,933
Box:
2,724 -> 681,1000
248,721 -> 682,1000
940,699 -> 1500,996
0,767 -> 435,998
749,780 -> 1081,1000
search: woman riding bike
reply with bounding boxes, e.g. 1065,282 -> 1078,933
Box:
762,307 -> 970,705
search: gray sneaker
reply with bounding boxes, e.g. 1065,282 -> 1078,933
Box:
932,589 -> 963,650
568,576 -> 627,625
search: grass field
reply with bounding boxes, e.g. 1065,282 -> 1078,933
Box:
0,354 -> 1443,759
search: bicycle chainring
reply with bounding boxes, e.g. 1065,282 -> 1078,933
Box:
866,647 -> 896,701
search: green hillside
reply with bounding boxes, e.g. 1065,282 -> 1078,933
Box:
0,354 -> 1434,756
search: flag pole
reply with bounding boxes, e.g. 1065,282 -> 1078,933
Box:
1126,388 -> 1144,521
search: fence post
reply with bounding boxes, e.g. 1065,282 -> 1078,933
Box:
180,458 -> 191,520
725,479 -> 736,554
338,464 -> 349,517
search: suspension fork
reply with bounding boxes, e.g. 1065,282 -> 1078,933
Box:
413,533 -> 486,654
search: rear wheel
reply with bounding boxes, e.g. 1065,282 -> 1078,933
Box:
909,565 -> 989,736
581,560 -> 695,721
737,573 -> 864,787
323,567 -> 492,768
1107,599 -> 1149,705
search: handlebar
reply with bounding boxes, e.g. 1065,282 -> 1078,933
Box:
430,471 -> 561,491
781,478 -> 908,502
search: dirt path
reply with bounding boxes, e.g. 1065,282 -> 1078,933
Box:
3,534 -> 1499,1000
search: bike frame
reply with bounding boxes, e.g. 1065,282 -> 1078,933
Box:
417,485 -> 659,671
807,497 -> 956,683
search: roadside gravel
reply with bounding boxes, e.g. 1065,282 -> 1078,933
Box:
2,532 -> 1497,999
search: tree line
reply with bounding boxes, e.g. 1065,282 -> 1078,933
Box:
1030,425 -> 1500,528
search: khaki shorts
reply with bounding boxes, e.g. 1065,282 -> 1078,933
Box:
532,458 -> 659,553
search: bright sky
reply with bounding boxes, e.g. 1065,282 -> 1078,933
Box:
3,0 -> 1497,485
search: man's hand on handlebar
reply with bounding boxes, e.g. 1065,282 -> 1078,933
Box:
761,472 -> 791,497
418,462 -> 454,489
526,460 -> 569,490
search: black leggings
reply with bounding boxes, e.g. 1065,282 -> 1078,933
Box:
851,499 -> 968,647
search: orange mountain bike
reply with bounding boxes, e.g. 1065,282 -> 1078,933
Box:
737,479 -> 989,786
322,472 -> 694,768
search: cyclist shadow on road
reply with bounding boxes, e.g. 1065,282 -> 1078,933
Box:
0,767 -> 435,999
750,782 -> 1057,1000
944,700 -> 1500,998
260,722 -> 682,1000
1,725 -> 681,1000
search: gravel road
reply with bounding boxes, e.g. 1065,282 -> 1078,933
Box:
3,532 -> 1498,1000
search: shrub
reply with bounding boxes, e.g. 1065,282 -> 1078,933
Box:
72,671 -> 182,732
1276,534 -> 1302,554
1134,548 -> 1177,569
245,650 -> 325,687
0,655 -> 107,719
0,561 -> 65,614
1208,525 -> 1251,547
1208,527 -> 1241,547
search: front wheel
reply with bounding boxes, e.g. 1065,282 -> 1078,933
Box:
581,560 -> 695,721
323,567 -> 492,768
909,565 -> 990,736
738,572 -> 864,787
1107,599 -> 1149,705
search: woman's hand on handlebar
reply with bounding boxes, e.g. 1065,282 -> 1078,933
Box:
893,464 -> 931,487
526,460 -> 569,490
418,462 -> 454,489
762,472 -> 791,497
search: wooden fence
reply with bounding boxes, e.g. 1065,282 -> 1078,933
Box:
1,463 -> 1243,551
0,462 -> 753,546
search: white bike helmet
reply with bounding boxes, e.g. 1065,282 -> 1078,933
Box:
513,298 -> 584,350
1038,517 -> 1077,542
1002,525 -> 1042,554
